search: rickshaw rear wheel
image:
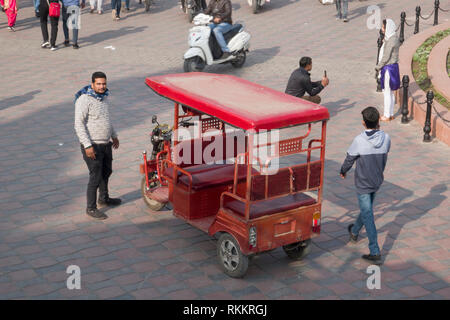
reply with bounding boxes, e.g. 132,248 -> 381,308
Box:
140,176 -> 165,211
217,233 -> 249,278
282,239 -> 311,260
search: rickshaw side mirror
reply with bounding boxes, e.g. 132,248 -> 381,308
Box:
152,115 -> 157,124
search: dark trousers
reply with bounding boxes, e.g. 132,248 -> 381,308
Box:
40,2 -> 59,46
81,143 -> 113,209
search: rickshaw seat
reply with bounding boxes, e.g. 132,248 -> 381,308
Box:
224,193 -> 316,219
165,164 -> 256,191
163,163 -> 230,180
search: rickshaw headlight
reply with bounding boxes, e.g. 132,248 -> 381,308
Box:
249,226 -> 257,247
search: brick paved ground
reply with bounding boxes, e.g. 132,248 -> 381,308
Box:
0,0 -> 449,299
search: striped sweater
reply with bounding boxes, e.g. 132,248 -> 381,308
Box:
74,94 -> 117,148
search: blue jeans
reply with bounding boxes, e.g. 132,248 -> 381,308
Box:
34,0 -> 41,12
335,0 -> 348,19
62,5 -> 79,44
351,193 -> 380,255
124,0 -> 129,9
209,22 -> 233,53
111,0 -> 121,16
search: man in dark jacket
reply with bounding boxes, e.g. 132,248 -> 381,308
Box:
340,106 -> 391,265
205,0 -> 233,59
285,56 -> 329,104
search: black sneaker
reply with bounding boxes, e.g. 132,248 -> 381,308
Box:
86,208 -> 107,220
73,43 -> 79,49
98,197 -> 122,207
348,224 -> 358,243
64,40 -> 70,47
362,254 -> 382,265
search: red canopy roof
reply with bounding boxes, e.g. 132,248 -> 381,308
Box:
145,73 -> 329,130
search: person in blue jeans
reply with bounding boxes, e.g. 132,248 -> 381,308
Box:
340,106 -> 391,265
111,0 -> 121,20
33,0 -> 40,17
335,0 -> 348,22
62,0 -> 85,49
205,0 -> 233,59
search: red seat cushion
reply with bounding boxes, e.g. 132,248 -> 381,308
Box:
163,163 -> 230,180
224,193 -> 316,219
173,164 -> 254,191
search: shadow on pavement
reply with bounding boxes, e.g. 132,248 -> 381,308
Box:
0,90 -> 42,111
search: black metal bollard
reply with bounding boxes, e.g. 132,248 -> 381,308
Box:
434,0 -> 439,26
376,31 -> 384,92
400,12 -> 406,44
401,75 -> 410,123
414,6 -> 421,34
423,90 -> 434,142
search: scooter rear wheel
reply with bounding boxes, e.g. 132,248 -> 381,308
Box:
184,56 -> 205,72
231,51 -> 246,68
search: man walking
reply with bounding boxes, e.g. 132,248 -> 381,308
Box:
340,107 -> 391,265
285,56 -> 329,104
335,0 -> 348,22
74,72 -> 122,220
62,0 -> 85,49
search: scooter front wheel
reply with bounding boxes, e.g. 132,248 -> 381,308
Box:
184,56 -> 206,72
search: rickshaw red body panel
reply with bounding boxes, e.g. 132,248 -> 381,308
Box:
145,73 -> 329,130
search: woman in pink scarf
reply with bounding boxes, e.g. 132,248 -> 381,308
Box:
1,0 -> 18,31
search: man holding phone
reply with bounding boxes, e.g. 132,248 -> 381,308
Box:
74,72 -> 121,220
285,56 -> 329,104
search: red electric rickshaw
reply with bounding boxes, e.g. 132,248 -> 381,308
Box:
140,73 -> 329,278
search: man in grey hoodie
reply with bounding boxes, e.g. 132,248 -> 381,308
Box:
340,106 -> 391,265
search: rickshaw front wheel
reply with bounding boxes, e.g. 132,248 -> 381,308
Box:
282,239 -> 312,260
217,233 -> 249,278
140,176 -> 165,211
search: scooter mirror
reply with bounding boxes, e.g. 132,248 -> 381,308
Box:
152,115 -> 157,124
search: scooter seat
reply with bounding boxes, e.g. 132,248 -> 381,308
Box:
209,24 -> 243,60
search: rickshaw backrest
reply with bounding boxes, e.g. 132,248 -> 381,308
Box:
250,160 -> 322,201
175,132 -> 247,167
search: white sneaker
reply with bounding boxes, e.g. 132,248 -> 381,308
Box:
50,46 -> 58,51
41,41 -> 50,48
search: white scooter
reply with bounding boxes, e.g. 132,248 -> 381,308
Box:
247,0 -> 269,14
183,14 -> 251,72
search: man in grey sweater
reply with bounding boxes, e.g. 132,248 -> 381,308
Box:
340,107 -> 391,265
74,72 -> 121,220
